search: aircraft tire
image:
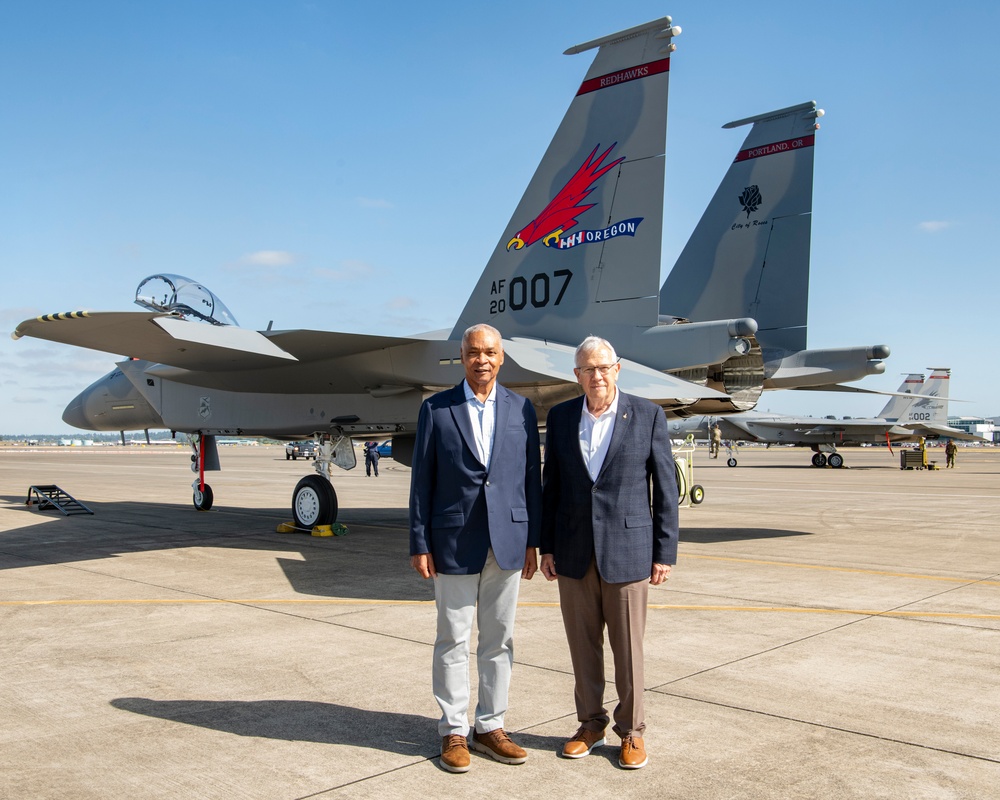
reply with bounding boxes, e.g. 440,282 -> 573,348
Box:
726,457 -> 737,467
193,484 -> 214,511
812,453 -> 828,468
690,485 -> 705,504
828,453 -> 844,469
292,475 -> 338,529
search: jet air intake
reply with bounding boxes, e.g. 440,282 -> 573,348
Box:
668,338 -> 765,417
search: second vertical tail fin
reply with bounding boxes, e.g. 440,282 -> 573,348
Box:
660,101 -> 823,353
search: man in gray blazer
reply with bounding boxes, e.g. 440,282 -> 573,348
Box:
410,324 -> 542,773
540,336 -> 678,770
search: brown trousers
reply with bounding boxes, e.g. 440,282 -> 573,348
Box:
558,557 -> 648,738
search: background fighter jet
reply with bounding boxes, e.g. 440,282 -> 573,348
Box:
660,102 -> 891,401
14,16 -> 758,526
670,369 -> 982,468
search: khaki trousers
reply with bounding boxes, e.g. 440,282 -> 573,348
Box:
558,557 -> 648,738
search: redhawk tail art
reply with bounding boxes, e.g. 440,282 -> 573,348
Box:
506,143 -> 624,251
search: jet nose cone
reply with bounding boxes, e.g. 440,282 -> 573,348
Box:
62,392 -> 94,430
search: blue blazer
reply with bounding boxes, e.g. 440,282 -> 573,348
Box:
541,392 -> 678,583
409,382 -> 542,575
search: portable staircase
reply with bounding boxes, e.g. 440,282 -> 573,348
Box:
26,485 -> 94,516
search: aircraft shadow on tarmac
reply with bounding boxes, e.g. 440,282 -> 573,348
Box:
0,496 -> 809,595
109,698 -> 567,759
0,497 -> 431,603
708,462 -> 891,470
681,527 -> 811,544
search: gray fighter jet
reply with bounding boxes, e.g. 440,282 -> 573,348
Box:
14,16 -> 762,525
670,369 -> 982,468
660,101 -> 891,404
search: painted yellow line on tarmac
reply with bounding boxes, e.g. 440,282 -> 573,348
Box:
718,485 -> 1000,500
644,605 -> 1000,620
2,598 -> 998,621
0,597 -> 432,606
682,553 -> 1000,586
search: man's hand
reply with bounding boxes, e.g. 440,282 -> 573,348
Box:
411,552 -> 437,579
540,553 -> 558,581
522,547 -> 537,580
650,563 -> 672,585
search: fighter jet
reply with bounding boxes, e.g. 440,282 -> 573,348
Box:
659,101 -> 891,403
14,16 -> 763,526
670,369 -> 982,468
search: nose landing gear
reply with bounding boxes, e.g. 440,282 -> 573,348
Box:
190,433 -> 219,510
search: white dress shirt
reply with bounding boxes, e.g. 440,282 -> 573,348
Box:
463,380 -> 497,469
578,389 -> 619,481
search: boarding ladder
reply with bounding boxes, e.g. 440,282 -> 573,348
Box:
26,485 -> 94,516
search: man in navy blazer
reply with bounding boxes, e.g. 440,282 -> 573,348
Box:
540,335 -> 678,770
410,323 -> 542,773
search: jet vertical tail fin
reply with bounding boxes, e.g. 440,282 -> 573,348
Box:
905,368 -> 951,425
660,101 -> 823,353
878,373 -> 924,420
450,17 -> 682,345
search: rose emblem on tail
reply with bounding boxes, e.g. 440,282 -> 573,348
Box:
738,185 -> 762,218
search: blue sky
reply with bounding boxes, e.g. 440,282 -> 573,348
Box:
2,0 -> 997,434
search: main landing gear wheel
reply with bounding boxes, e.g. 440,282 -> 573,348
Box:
690,485 -> 705,505
828,453 -> 845,469
193,484 -> 214,511
726,457 -> 737,467
812,453 -> 828,468
292,475 -> 338,529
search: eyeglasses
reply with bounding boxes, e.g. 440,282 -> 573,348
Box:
576,361 -> 619,377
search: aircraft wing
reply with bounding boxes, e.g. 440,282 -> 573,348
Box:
740,418 -> 911,437
796,423 -> 910,438
13,312 -> 422,371
503,337 -> 727,402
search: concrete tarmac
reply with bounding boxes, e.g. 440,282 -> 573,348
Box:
1,444 -> 998,799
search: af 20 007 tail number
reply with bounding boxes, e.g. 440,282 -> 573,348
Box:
490,269 -> 573,315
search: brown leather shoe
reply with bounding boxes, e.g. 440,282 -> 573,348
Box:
470,728 -> 527,764
618,735 -> 648,769
561,726 -> 606,759
440,734 -> 471,773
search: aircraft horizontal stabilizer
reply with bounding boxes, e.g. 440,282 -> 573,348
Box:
790,383 -> 923,399
503,338 -> 726,402
915,424 -> 986,442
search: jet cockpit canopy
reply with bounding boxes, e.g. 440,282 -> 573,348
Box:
134,274 -> 238,327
